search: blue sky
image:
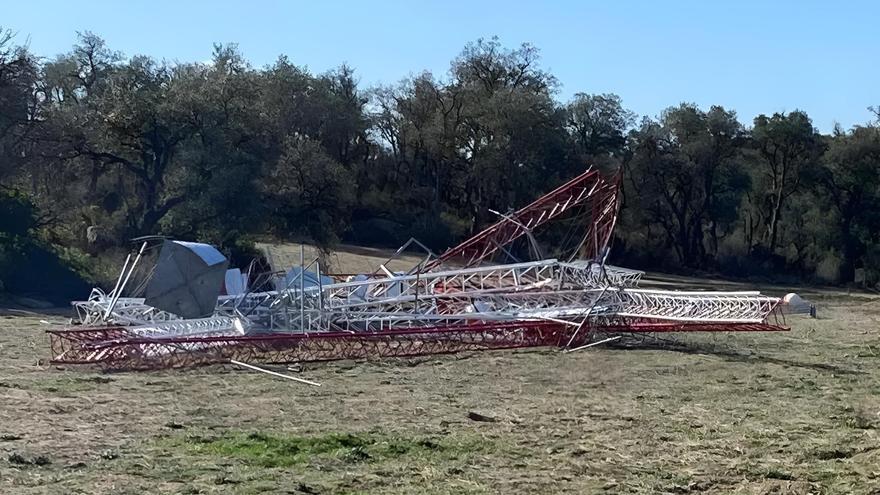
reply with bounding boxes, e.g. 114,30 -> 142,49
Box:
4,0 -> 878,132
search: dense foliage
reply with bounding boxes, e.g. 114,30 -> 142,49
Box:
1,30 -> 878,293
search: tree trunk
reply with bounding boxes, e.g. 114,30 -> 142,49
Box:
766,184 -> 784,253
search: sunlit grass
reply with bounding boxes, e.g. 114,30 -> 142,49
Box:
168,431 -> 488,468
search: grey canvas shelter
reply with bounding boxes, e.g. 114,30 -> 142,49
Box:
144,240 -> 229,318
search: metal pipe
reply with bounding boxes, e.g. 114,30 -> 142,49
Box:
564,335 -> 621,353
300,244 -> 305,330
108,253 -> 132,301
104,242 -> 147,321
316,261 -> 324,332
231,359 -> 321,386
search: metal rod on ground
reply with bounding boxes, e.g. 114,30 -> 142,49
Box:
104,242 -> 148,321
564,335 -> 621,353
230,359 -> 321,386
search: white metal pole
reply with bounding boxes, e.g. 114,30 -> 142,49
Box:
231,359 -> 321,386
316,261 -> 323,332
299,244 -> 305,330
104,242 -> 148,321
564,335 -> 621,353
108,253 -> 132,300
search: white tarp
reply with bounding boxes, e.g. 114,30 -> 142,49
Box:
224,268 -> 248,296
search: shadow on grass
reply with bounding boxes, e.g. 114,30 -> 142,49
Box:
616,339 -> 866,376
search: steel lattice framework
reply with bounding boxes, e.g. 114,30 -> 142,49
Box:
48,167 -> 810,371
421,167 -> 621,271
558,262 -> 643,288
47,318 -> 788,371
605,289 -> 781,323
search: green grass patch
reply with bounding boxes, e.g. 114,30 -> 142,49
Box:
166,431 -> 486,468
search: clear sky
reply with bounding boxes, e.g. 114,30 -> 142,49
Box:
4,0 -> 878,132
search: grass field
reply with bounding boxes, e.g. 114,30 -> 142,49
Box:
2,265 -> 880,493
255,242 -> 428,275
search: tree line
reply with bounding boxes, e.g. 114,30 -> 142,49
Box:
1,30 -> 879,297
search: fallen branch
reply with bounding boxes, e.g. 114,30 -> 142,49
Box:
467,411 -> 496,422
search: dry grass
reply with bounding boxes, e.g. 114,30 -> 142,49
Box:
1,283 -> 880,493
255,242 -> 428,276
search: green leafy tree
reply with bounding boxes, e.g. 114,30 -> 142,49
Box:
265,136 -> 354,245
749,111 -> 823,254
815,124 -> 880,281
626,104 -> 748,266
369,37 -> 569,249
0,28 -> 38,184
565,93 -> 634,169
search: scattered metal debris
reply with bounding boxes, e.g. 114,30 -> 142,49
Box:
47,167 -> 813,371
